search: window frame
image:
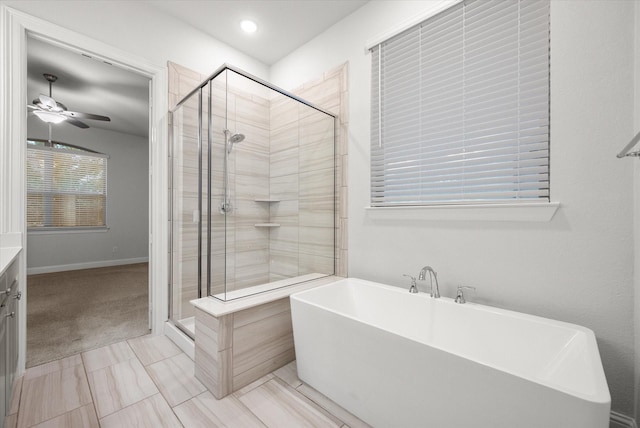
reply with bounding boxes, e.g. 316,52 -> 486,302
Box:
26,138 -> 109,232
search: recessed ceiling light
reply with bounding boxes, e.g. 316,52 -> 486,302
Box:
240,20 -> 257,34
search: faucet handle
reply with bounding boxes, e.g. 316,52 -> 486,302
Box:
455,285 -> 476,304
403,274 -> 418,294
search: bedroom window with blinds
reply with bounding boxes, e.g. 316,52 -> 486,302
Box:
370,0 -> 550,207
26,140 -> 108,229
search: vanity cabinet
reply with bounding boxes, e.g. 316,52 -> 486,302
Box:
0,258 -> 19,428
0,301 -> 5,426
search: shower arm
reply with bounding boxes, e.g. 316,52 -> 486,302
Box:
617,129 -> 640,158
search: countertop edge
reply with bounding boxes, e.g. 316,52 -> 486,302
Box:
0,247 -> 22,275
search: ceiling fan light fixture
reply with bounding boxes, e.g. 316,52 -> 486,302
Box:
33,110 -> 67,124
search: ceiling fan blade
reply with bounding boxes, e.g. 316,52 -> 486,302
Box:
65,117 -> 90,129
62,110 -> 111,122
38,94 -> 59,111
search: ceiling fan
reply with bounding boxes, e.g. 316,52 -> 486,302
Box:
27,73 -> 111,129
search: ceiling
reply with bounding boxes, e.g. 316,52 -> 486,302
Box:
146,0 -> 368,65
27,36 -> 151,138
26,1 -> 368,138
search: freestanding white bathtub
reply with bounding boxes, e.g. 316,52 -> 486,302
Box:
290,278 -> 611,428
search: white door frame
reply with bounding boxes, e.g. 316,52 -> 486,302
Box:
0,5 -> 169,374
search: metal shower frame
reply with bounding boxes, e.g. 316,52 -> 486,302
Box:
169,64 -> 336,322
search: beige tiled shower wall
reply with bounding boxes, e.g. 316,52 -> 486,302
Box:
269,100 -> 335,280
226,77 -> 272,291
168,61 -> 348,306
287,64 -> 348,278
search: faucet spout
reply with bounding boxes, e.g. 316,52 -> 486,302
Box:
418,266 -> 440,298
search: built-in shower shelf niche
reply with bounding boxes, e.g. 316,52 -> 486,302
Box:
254,200 -> 280,227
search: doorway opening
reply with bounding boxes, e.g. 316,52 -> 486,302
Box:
25,34 -> 152,367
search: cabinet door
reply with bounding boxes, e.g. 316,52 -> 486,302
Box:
0,270 -> 6,309
2,261 -> 17,307
5,290 -> 17,415
0,303 -> 7,426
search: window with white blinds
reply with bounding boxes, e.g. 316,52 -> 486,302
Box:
370,0 -> 550,207
26,142 -> 108,228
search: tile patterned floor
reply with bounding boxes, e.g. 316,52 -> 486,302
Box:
5,335 -> 371,428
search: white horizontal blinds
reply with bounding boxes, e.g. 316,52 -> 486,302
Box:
371,0 -> 550,206
27,145 -> 107,228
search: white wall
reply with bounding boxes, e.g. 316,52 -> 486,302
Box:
2,0 -> 636,419
0,0 -> 272,270
26,118 -> 149,271
0,0 -> 274,373
0,0 -> 271,266
272,0 -> 636,418
0,0 -> 270,80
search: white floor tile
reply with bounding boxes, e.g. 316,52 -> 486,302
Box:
174,391 -> 265,428
146,352 -> 206,407
18,364 -> 92,428
239,378 -> 342,427
31,403 -> 99,428
128,334 -> 182,366
82,341 -> 137,373
99,394 -> 182,428
87,357 -> 158,418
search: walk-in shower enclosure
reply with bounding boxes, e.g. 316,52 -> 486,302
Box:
170,65 -> 336,336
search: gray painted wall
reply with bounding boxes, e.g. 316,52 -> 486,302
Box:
26,117 -> 149,270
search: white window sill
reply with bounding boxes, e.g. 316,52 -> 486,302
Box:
365,202 -> 560,222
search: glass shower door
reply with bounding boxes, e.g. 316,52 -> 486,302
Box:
170,88 -> 202,337
171,64 -> 337,309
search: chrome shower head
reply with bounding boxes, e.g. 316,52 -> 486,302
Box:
229,133 -> 245,144
225,130 -> 245,153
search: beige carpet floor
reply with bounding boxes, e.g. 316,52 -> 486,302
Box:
26,263 -> 150,367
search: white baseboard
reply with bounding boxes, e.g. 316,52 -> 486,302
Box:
611,411 -> 637,428
26,257 -> 149,275
164,321 -> 195,360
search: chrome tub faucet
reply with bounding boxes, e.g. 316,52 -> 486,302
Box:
418,266 -> 440,298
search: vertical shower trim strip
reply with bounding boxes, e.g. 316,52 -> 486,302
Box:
167,111 -> 174,322
197,88 -> 203,299
207,82 -> 213,297
224,72 -> 229,299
